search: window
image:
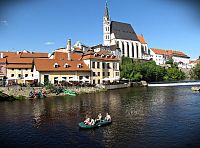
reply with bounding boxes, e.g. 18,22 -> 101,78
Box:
11,74 -> 14,77
116,72 -> 120,76
26,69 -> 28,71
97,62 -> 100,68
79,76 -> 83,80
132,43 -> 134,57
77,64 -> 82,68
86,76 -> 89,79
102,63 -> 105,69
18,68 -> 21,70
93,72 -> 96,76
127,42 -> 130,57
98,72 -> 100,76
136,44 -> 139,58
12,68 -> 14,71
62,77 -> 67,81
25,74 -> 28,77
98,79 -> 100,84
103,72 -> 105,77
116,41 -> 119,48
54,77 -> 58,84
122,42 -> 125,55
18,74 -> 21,78
32,74 -> 34,77
92,62 -> 95,68
93,80 -> 95,84
64,63 -> 69,68
107,63 -> 110,69
108,72 -> 110,77
54,63 -> 59,68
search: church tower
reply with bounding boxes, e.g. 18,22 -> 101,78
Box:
103,0 -> 111,46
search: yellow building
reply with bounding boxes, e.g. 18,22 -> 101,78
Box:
6,58 -> 34,84
82,50 -> 120,84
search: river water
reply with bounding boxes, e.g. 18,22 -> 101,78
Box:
0,86 -> 200,147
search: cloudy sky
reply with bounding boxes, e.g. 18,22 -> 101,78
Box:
0,0 -> 200,59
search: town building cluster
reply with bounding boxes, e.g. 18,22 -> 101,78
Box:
0,0 -> 199,85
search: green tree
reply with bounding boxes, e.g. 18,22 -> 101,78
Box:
164,67 -> 185,81
166,58 -> 174,65
191,63 -> 200,80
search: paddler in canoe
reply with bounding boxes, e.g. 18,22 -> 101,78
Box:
79,113 -> 112,129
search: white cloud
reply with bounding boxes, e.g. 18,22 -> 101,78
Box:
0,20 -> 8,26
45,41 -> 55,45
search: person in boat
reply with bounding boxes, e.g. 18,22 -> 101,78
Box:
105,113 -> 111,121
96,113 -> 102,122
84,117 -> 90,125
89,118 -> 96,126
29,91 -> 35,98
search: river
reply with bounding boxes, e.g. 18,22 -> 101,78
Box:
0,86 -> 200,147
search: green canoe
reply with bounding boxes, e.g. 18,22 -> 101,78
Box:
79,120 -> 112,129
64,90 -> 77,96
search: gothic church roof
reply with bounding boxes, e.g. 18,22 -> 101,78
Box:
111,21 -> 139,41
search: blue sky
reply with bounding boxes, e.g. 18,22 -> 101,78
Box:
0,0 -> 200,59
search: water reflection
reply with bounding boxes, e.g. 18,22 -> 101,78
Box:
0,86 -> 199,147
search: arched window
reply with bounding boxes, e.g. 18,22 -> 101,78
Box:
132,43 -> 134,58
136,44 -> 139,58
122,42 -> 125,55
127,42 -> 130,57
116,41 -> 119,48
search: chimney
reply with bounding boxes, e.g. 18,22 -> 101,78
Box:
0,53 -> 3,58
67,39 -> 72,61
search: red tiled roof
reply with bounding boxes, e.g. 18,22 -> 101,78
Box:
6,64 -> 32,69
54,52 -> 82,61
7,58 -> 33,64
20,52 -> 48,58
35,59 -> 91,72
0,52 -> 19,58
190,59 -> 200,64
0,58 -> 6,63
137,35 -> 147,44
151,48 -> 189,58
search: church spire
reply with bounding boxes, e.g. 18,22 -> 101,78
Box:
104,0 -> 110,20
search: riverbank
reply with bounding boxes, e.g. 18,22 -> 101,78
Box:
0,86 -> 107,100
0,81 -> 147,101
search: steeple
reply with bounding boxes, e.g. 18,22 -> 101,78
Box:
103,0 -> 111,46
104,0 -> 110,20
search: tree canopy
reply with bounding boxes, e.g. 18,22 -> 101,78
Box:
120,57 -> 186,82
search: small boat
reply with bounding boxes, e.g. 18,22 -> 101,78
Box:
64,90 -> 77,96
191,87 -> 200,91
79,120 -> 112,129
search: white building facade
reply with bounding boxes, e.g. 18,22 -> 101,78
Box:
103,1 -> 149,59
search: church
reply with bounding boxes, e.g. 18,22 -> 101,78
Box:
103,0 -> 150,60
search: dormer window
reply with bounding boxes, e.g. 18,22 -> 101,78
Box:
54,63 -> 59,68
111,55 -> 115,58
64,63 -> 69,68
94,53 -> 98,57
106,55 -> 110,58
77,64 -> 82,68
